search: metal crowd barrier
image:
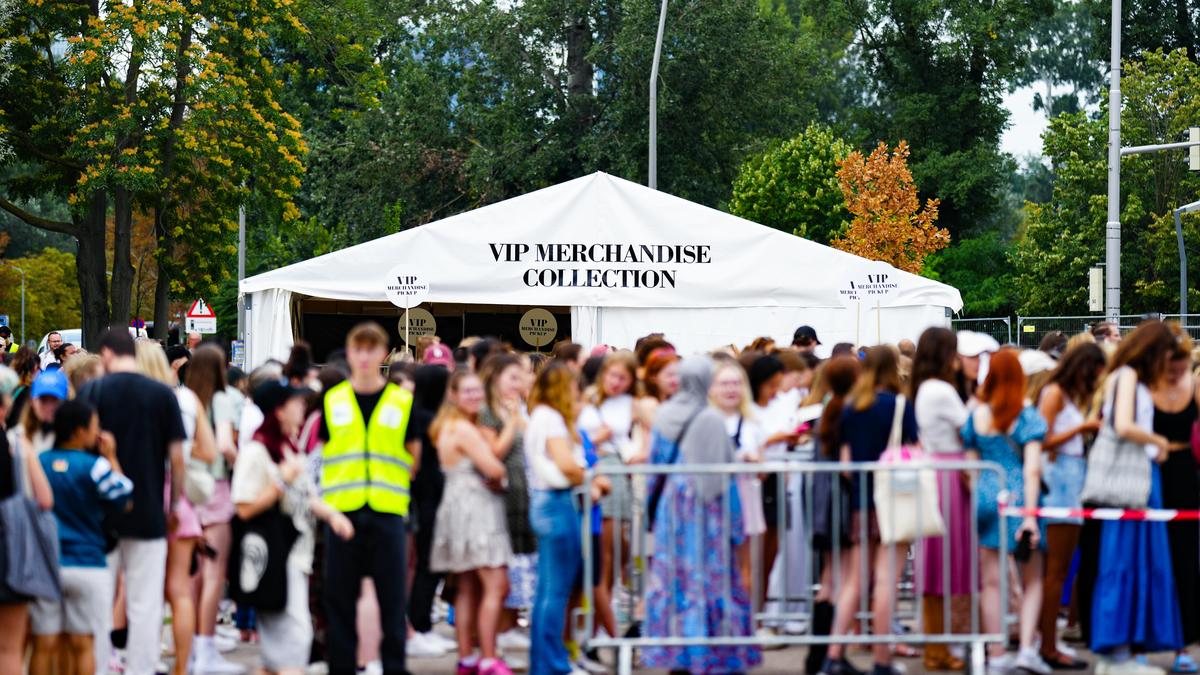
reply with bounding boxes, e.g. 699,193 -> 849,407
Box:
578,459 -> 1009,675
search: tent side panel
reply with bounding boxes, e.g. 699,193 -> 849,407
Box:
247,288 -> 295,368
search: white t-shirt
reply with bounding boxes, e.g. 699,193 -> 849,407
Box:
752,401 -> 792,460
525,405 -> 584,491
577,394 -> 635,461
915,379 -> 968,455
238,402 -> 265,452
176,387 -> 200,460
230,440 -> 315,573
209,389 -> 237,479
724,413 -> 765,462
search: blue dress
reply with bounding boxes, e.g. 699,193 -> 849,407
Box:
643,430 -> 762,674
1090,463 -> 1183,652
962,406 -> 1047,552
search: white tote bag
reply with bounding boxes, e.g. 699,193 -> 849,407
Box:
874,395 -> 946,544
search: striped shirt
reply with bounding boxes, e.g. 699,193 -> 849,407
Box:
40,449 -> 134,567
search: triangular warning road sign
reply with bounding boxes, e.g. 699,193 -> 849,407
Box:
186,298 -> 216,318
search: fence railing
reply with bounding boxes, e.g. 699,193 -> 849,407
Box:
951,314 -> 1200,348
577,459 -> 1010,675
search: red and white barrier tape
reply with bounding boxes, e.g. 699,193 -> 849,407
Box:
999,505 -> 1200,521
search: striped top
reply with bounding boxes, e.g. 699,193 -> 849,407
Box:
41,449 -> 134,567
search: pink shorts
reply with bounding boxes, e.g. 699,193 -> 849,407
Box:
195,480 -> 235,527
165,483 -> 204,541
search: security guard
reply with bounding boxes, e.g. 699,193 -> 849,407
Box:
320,322 -> 420,675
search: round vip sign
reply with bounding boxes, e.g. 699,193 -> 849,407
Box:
384,265 -> 431,309
398,308 -> 437,343
519,308 -> 558,348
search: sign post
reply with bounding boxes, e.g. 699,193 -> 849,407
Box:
185,298 -> 218,334
384,266 -> 431,355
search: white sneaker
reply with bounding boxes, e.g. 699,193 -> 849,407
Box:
783,620 -> 809,635
363,661 -> 383,675
575,655 -> 607,674
987,652 -> 1015,675
757,627 -> 786,650
192,641 -> 245,674
1015,647 -> 1051,675
498,629 -> 531,651
423,631 -> 457,651
1100,658 -> 1165,675
1056,641 -> 1078,659
407,632 -> 447,659
506,654 -> 529,671
213,634 -> 238,653
215,624 -> 240,641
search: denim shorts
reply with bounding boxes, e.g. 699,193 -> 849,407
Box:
1042,453 -> 1086,525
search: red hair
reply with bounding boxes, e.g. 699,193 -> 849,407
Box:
978,349 -> 1025,433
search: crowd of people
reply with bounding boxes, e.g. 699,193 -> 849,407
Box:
0,316 -> 1197,675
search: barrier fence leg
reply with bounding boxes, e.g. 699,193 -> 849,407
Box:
969,641 -> 986,675
618,645 -> 634,675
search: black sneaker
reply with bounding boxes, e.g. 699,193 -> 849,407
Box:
821,657 -> 865,675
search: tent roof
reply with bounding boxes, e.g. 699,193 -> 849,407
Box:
243,172 -> 962,311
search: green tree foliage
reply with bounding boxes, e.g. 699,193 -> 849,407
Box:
0,248 -> 81,345
728,124 -> 852,243
0,0 -> 306,346
1013,0 -> 1105,118
260,0 -> 833,270
1011,49 -> 1200,315
925,232 -> 1018,316
817,0 -> 1053,236
1083,0 -> 1200,62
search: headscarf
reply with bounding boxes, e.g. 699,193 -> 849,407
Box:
652,356 -> 735,500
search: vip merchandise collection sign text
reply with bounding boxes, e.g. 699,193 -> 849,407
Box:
488,242 -> 712,289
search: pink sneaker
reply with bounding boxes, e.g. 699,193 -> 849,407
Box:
479,658 -> 514,675
457,660 -> 480,675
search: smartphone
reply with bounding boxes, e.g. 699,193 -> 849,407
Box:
1014,530 -> 1033,563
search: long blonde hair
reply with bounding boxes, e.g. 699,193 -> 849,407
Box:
849,345 -> 901,411
429,370 -> 480,443
528,361 -> 579,439
591,351 -> 638,406
136,341 -> 175,386
709,361 -> 754,419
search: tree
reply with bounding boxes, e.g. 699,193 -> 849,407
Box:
0,0 -> 306,347
266,0 -> 833,260
1083,0 -> 1200,62
814,0 -> 1053,236
832,141 -> 949,273
1010,49 -> 1200,314
728,124 -> 852,244
0,248 -> 81,345
1012,0 -> 1105,119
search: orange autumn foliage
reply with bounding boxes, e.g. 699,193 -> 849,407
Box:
832,141 -> 949,274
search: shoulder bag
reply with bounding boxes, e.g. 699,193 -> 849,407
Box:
1078,373 -> 1152,509
0,439 -> 62,600
875,395 -> 946,544
227,503 -> 299,612
645,409 -> 702,532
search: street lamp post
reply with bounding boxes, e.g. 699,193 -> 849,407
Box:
648,0 -> 669,190
1104,0 -> 1122,323
1174,200 -> 1200,317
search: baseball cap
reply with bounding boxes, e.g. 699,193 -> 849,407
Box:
956,331 -> 1000,358
793,325 -> 821,346
0,326 -> 10,338
252,379 -> 310,415
422,343 -> 454,368
31,369 -> 69,401
1018,349 -> 1057,376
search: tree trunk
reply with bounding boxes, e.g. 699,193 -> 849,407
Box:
152,206 -> 173,343
76,193 -> 110,350
110,186 -> 135,331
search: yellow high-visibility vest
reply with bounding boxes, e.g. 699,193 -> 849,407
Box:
321,381 -> 414,516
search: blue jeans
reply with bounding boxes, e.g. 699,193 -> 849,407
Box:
529,489 -> 582,675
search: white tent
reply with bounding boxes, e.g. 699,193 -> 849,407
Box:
241,172 -> 962,366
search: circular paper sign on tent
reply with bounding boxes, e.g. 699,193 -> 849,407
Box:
384,265 -> 431,309
519,308 -> 558,348
837,264 -> 902,307
398,308 -> 437,343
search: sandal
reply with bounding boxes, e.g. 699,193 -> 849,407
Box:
1041,652 -> 1088,670
1173,653 -> 1199,674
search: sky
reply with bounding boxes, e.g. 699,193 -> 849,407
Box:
1001,85 -> 1050,161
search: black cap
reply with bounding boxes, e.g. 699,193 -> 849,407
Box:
252,379 -> 310,414
792,325 -> 821,346
0,326 -> 10,337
